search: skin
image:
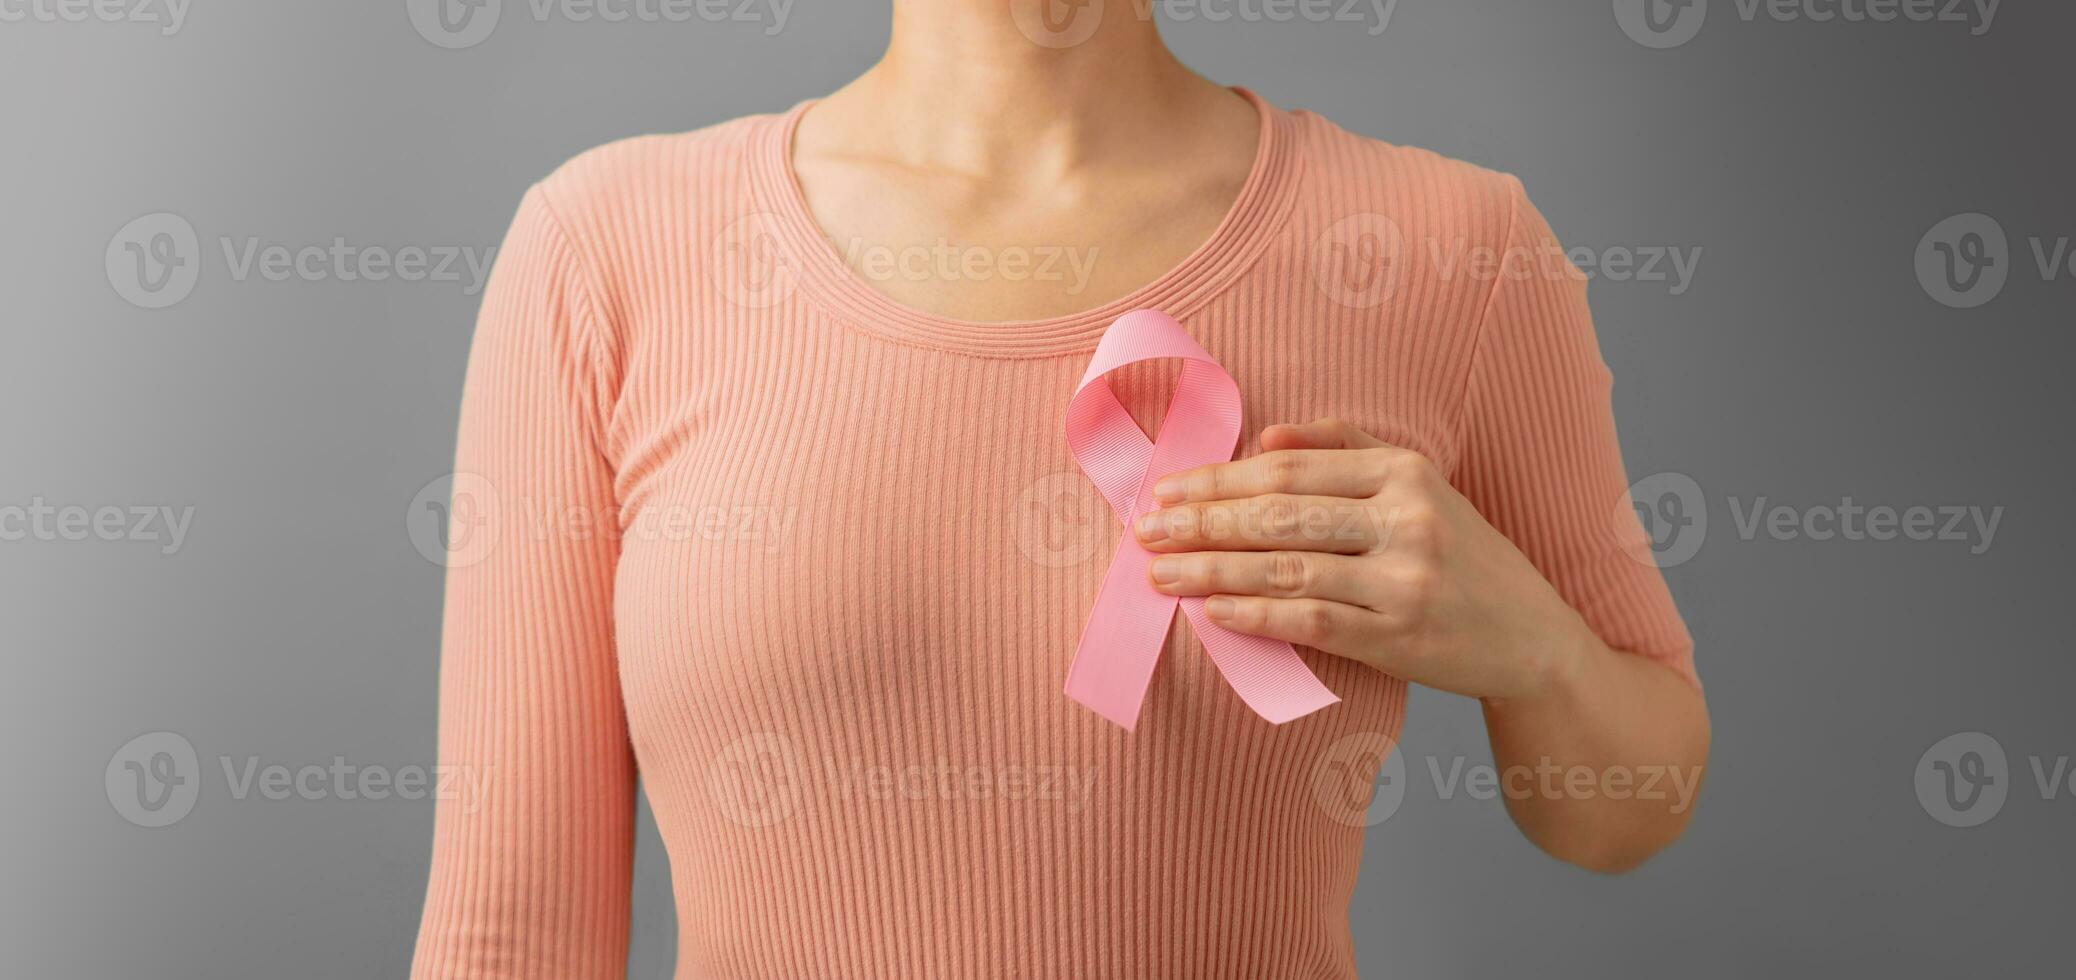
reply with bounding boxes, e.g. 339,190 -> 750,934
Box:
796,1 -> 1712,872
793,1 -> 1257,321
1142,419 -> 1711,873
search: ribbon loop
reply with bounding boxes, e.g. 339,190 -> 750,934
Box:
1062,310 -> 1340,730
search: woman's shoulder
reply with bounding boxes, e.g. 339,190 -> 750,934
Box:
1281,105 -> 1527,248
519,110 -> 780,250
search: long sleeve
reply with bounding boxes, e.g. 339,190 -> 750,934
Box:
397,101 -> 1691,976
1453,176 -> 1699,686
410,185 -> 635,979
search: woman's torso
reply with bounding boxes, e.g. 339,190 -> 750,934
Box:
549,92 -> 1515,977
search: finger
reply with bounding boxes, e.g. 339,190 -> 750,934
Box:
1136,495 -> 1389,554
1149,551 -> 1379,606
1151,449 -> 1385,505
1259,417 -> 1390,452
1203,594 -> 1382,661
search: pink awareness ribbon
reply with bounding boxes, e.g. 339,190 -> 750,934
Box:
1063,309 -> 1340,730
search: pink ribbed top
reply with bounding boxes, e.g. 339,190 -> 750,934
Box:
410,90 -> 1694,979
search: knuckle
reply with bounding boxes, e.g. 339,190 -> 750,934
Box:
1383,568 -> 1436,634
1298,601 -> 1340,643
1361,447 -> 1398,484
1260,496 -> 1303,538
1384,447 -> 1435,483
1395,562 -> 1437,607
1165,505 -> 1204,542
1266,551 -> 1311,595
1262,452 -> 1306,493
1385,501 -> 1437,549
1180,470 -> 1212,502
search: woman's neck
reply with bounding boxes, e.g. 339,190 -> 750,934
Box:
809,0 -> 1245,185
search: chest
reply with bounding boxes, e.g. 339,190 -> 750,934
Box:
601,307 -> 1450,736
788,166 -> 1244,323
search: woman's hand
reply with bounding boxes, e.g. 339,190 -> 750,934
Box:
1137,417 -> 1593,704
1143,417 -> 1711,872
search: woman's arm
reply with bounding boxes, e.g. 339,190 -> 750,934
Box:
1484,628 -> 1709,872
1454,175 -> 1709,871
1135,176 -> 1708,872
411,185 -> 636,978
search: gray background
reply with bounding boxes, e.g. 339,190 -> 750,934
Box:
5,1 -> 2072,977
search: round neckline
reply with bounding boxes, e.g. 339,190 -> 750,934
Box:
744,87 -> 1306,358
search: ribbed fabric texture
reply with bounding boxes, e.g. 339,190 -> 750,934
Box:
410,90 -> 1695,980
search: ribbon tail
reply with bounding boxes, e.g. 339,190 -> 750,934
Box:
1062,539 -> 1178,732
1178,597 -> 1340,724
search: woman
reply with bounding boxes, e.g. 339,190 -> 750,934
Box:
411,2 -> 1711,976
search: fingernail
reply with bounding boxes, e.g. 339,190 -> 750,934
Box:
1152,477 -> 1185,504
1150,558 -> 1182,585
1135,512 -> 1167,542
1206,596 -> 1236,620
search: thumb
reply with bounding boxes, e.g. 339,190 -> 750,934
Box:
1260,417 -> 1388,451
